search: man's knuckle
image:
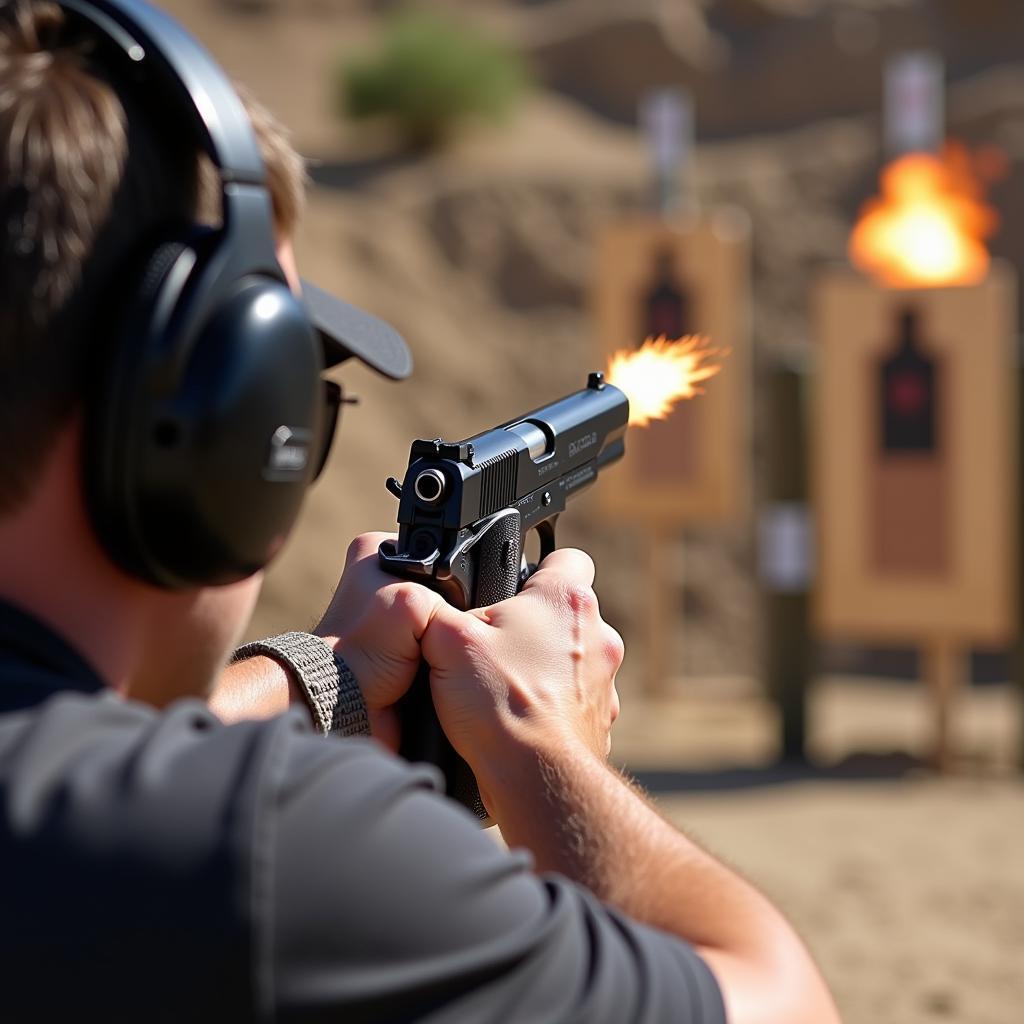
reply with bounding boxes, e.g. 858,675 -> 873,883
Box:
603,626 -> 625,667
390,583 -> 424,618
345,535 -> 370,564
427,612 -> 477,652
562,582 -> 598,617
452,617 -> 482,649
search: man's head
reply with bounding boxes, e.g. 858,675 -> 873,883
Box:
0,0 -> 409,700
4,0 -> 331,585
0,0 -> 315,699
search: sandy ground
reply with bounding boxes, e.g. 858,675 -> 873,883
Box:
611,678 -> 1024,1024
658,779 -> 1023,1024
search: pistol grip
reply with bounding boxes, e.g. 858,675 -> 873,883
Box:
397,664 -> 488,819
473,509 -> 523,606
395,512 -> 524,827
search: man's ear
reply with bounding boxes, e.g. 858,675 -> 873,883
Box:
276,237 -> 302,295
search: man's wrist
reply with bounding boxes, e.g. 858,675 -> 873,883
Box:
209,653 -> 303,723
233,632 -> 370,738
468,726 -> 604,824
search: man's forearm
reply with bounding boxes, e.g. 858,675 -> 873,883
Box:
478,739 -> 840,1024
208,655 -> 300,723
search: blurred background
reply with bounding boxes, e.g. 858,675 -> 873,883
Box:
165,2 -> 1023,1021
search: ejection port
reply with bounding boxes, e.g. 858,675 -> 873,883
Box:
505,421 -> 551,461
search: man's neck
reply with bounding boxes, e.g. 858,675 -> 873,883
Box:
0,422 -> 146,693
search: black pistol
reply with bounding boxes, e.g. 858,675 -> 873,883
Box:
379,371 -> 629,824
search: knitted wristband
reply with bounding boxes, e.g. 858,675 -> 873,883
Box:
233,631 -> 370,738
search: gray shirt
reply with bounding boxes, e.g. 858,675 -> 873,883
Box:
0,600 -> 725,1022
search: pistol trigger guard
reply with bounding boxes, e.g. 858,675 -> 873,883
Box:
377,539 -> 441,577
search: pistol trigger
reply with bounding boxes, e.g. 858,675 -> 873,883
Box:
537,516 -> 558,564
386,477 -> 403,500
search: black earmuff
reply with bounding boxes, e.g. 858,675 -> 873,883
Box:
60,0 -> 324,588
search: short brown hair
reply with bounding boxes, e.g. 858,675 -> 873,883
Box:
0,1 -> 196,512
197,86 -> 308,239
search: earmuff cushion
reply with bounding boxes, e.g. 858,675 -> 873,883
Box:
85,237 -> 197,583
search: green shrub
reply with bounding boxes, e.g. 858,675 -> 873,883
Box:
339,10 -> 530,150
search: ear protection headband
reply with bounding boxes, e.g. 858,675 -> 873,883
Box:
59,0 -> 325,588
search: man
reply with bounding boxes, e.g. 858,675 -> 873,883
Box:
0,2 -> 840,1021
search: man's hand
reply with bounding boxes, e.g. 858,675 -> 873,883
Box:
421,547 -> 623,815
315,532 -> 443,752
209,533 -> 441,749
213,535 -> 621,771
421,551 -> 839,1024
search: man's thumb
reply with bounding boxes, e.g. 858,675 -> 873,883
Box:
420,600 -> 484,666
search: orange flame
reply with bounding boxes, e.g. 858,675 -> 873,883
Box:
849,141 -> 1004,288
607,335 -> 725,427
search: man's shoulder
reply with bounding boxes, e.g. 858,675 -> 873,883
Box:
0,687 -> 426,847
0,692 -> 727,1024
0,686 -> 437,1015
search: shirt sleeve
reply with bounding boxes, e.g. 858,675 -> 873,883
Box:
266,735 -> 726,1024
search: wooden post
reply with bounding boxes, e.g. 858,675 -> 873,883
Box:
763,363 -> 811,762
923,637 -> 964,771
645,527 -> 675,696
